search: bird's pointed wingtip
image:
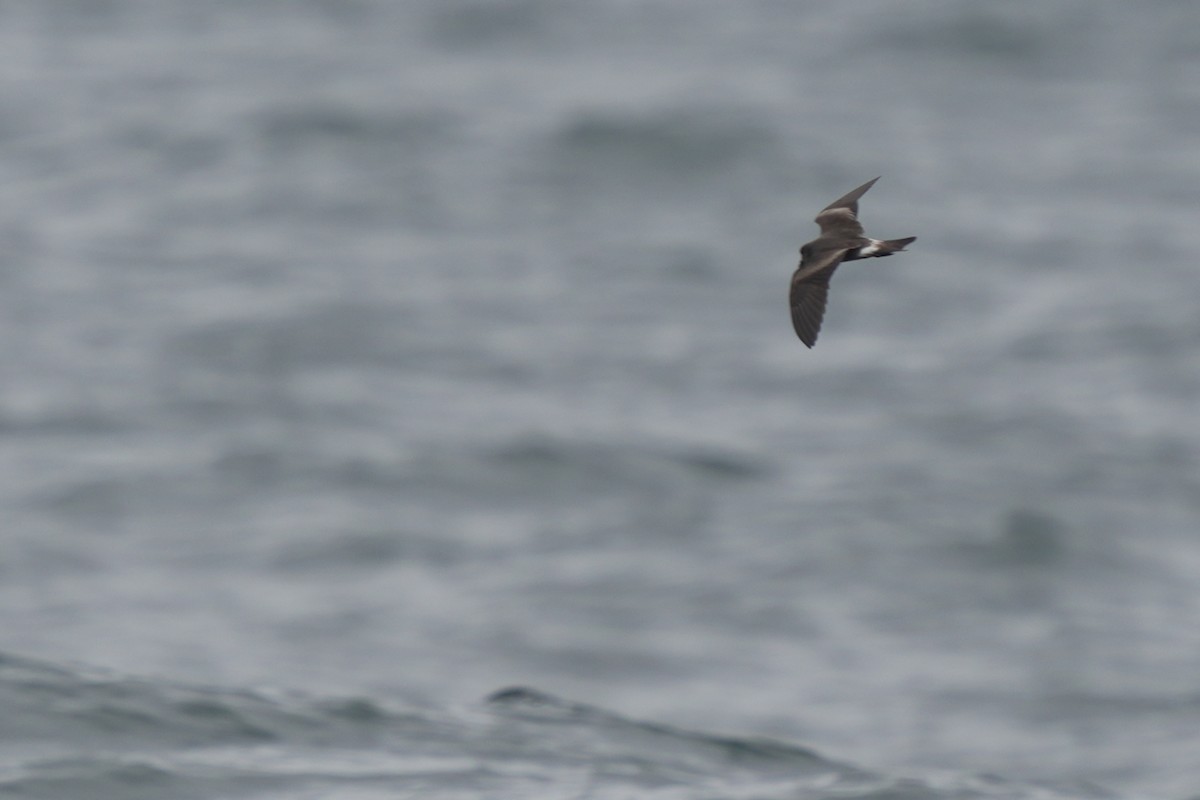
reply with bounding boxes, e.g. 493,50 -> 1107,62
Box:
821,176 -> 882,213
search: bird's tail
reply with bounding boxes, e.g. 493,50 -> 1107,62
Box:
852,236 -> 917,260
880,236 -> 916,253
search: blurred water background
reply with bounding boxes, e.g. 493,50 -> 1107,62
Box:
2,1 -> 1200,798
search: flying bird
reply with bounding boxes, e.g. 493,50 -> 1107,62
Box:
789,177 -> 916,348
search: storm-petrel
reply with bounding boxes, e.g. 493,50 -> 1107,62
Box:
789,177 -> 916,348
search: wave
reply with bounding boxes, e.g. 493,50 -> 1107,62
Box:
0,653 -> 1119,800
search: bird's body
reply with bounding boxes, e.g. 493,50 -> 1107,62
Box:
790,177 -> 916,348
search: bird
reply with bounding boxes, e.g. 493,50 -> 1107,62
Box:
789,177 -> 916,348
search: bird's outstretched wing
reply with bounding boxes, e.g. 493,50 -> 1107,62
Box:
814,176 -> 879,237
789,247 -> 850,348
819,176 -> 879,216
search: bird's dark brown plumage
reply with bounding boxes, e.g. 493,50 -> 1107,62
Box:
790,177 -> 915,348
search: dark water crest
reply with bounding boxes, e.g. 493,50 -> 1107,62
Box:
0,653 -> 1119,799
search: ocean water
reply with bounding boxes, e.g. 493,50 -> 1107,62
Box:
2,1 -> 1199,798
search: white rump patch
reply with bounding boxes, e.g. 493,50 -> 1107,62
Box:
856,239 -> 886,257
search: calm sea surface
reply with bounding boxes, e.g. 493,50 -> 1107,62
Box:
2,2 -> 1199,798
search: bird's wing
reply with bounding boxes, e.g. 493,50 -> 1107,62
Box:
789,248 -> 849,348
814,207 -> 864,237
820,176 -> 879,215
813,176 -> 879,236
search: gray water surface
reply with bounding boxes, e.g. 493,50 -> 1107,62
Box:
2,2 -> 1199,798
